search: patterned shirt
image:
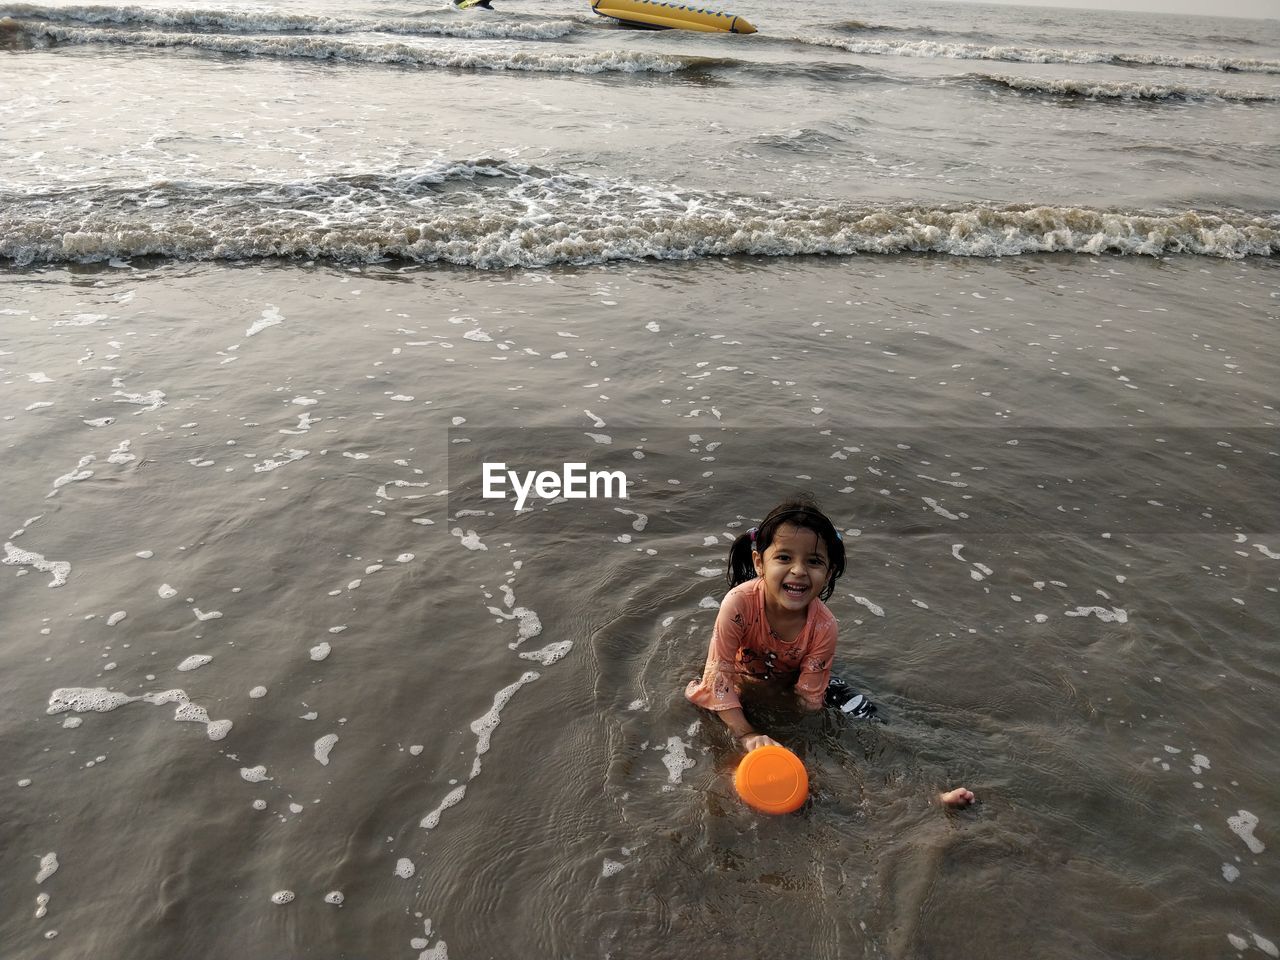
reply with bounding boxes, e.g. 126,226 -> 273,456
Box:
685,577 -> 838,712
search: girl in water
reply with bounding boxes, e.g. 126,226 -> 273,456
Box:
685,497 -> 975,808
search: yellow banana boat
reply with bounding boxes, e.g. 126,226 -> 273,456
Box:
591,0 -> 756,34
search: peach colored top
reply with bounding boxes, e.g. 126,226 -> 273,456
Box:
685,577 -> 838,712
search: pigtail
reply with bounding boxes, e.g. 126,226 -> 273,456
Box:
725,529 -> 758,591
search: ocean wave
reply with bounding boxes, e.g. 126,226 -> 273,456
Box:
830,19 -> 1000,44
13,23 -> 704,72
0,2 -> 582,40
801,35 -> 1280,74
751,127 -> 849,152
970,73 -> 1280,103
2,162 -> 1276,267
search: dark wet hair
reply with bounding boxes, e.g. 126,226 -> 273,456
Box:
726,496 -> 845,602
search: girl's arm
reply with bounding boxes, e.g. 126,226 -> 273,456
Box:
716,707 -> 780,752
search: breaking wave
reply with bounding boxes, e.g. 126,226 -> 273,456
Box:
970,73 -> 1280,103
3,161 -> 1276,267
12,23 -> 707,73
801,35 -> 1280,74
0,2 -> 583,40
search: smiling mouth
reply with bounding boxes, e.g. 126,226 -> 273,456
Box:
782,582 -> 809,598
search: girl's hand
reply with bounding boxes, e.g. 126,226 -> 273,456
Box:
738,732 -> 781,752
940,786 -> 975,808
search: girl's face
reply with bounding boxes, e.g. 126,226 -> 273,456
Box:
752,522 -> 832,614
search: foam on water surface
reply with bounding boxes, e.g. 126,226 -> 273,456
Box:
254,449 -> 309,473
4,542 -> 72,587
35,852 -> 59,883
314,733 -> 338,765
48,686 -> 232,741
451,527 -> 487,551
1227,810 -> 1265,854
517,640 -> 572,666
245,304 -> 284,337
660,736 -> 695,787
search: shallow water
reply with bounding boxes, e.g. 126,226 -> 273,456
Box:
3,254 -> 1277,958
2,0 -> 1279,957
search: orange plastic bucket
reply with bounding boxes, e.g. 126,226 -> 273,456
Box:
734,744 -> 808,814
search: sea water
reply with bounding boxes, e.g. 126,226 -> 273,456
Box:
1,0 -> 1277,957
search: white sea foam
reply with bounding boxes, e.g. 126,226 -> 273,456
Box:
35,852 -> 59,883
270,890 -> 294,904
801,34 -> 1280,74
971,73 -> 1280,102
254,449 -> 309,472
4,4 -> 582,41
53,312 -> 107,326
420,784 -> 467,830
517,640 -> 572,666
310,642 -> 331,661
314,733 -> 338,765
112,388 -> 166,412
5,165 -> 1274,268
1065,605 -> 1129,623
470,671 -> 539,765
853,595 -> 885,617
240,765 -> 270,782
245,304 -> 283,337
3,542 -> 71,586
176,654 -> 212,671
49,686 -> 230,740
395,857 -> 415,879
1227,810 -> 1265,854
450,527 -> 487,551
48,455 -> 95,496
614,507 -> 648,531
14,24 -> 690,75
922,496 -> 963,520
661,736 -> 695,786
490,604 -> 542,648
